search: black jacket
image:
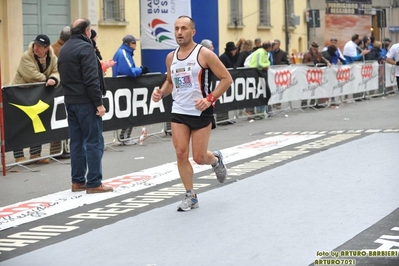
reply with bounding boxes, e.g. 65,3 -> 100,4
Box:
58,34 -> 106,107
219,52 -> 237,69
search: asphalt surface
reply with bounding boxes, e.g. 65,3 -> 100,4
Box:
0,94 -> 399,265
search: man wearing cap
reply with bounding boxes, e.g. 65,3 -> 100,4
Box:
219,41 -> 238,68
12,34 -> 60,164
58,18 -> 113,194
112,35 -> 150,145
302,42 -> 331,67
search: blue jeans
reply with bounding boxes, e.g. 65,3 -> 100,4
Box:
66,103 -> 104,188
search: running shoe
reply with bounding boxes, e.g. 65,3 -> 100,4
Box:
177,193 -> 199,212
212,150 -> 227,183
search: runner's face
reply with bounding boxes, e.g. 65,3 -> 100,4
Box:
174,18 -> 195,46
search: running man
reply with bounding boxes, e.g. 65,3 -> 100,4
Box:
152,16 -> 233,211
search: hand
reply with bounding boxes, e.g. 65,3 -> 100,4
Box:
46,79 -> 56,86
141,66 -> 150,75
152,88 -> 163,102
195,98 -> 212,111
96,105 -> 106,117
103,59 -> 116,69
396,61 -> 399,66
361,49 -> 370,55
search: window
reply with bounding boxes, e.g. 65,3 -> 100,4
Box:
103,0 -> 125,22
287,0 -> 295,26
259,0 -> 271,26
229,0 -> 243,26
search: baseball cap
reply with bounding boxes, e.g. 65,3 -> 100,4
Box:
123,35 -> 140,44
33,34 -> 50,47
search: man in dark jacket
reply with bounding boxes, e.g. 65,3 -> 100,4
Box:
58,18 -> 113,194
219,41 -> 237,69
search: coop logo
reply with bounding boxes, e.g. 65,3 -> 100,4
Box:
361,65 -> 373,79
336,68 -> 351,82
274,70 -> 292,87
306,69 -> 323,85
148,18 -> 173,43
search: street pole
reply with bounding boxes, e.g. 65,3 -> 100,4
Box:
284,0 -> 289,53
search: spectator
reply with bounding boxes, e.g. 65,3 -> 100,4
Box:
322,45 -> 340,65
90,29 -> 115,74
322,38 -> 346,64
302,42 -> 331,107
200,39 -> 214,52
368,36 -> 375,50
151,15 -> 232,211
249,42 -> 272,118
58,18 -> 113,194
272,39 -> 290,65
235,38 -> 246,57
219,41 -> 238,69
380,37 -> 391,59
90,29 -> 102,60
12,34 -> 60,164
271,39 -> 290,110
343,34 -> 370,64
112,35 -> 150,145
51,26 -> 70,57
236,39 -> 253,67
51,26 -> 71,159
302,42 -> 331,67
253,38 -> 262,52
366,41 -> 383,63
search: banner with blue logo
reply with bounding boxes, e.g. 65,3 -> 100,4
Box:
140,0 -> 219,73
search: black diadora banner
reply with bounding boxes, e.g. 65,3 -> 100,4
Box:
2,69 -> 268,151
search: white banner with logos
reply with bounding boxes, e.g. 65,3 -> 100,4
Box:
140,0 -> 191,50
385,63 -> 397,88
268,61 -> 379,104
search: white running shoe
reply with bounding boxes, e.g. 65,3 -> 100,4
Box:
212,150 -> 227,183
177,193 -> 199,212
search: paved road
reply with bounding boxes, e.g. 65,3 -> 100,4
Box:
0,95 -> 399,265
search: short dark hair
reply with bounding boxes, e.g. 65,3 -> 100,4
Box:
351,34 -> 359,42
262,42 -> 271,49
71,19 -> 91,35
177,15 -> 195,29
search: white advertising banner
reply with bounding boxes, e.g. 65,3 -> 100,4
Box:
385,63 -> 397,88
140,0 -> 191,50
268,62 -> 379,104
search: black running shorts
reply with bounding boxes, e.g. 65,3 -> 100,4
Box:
170,113 -> 216,130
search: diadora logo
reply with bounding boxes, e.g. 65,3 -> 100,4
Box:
306,69 -> 323,85
10,100 -> 49,133
336,68 -> 350,82
148,18 -> 173,43
361,65 -> 373,79
274,70 -> 292,87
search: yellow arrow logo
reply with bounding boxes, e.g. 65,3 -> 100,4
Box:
10,100 -> 50,133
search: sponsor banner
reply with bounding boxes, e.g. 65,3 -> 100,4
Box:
385,63 -> 397,87
140,0 -> 190,73
1,64 -> 379,151
2,84 -> 70,151
0,134 -> 322,231
140,0 -> 190,50
268,62 -> 379,103
2,69 -> 267,151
